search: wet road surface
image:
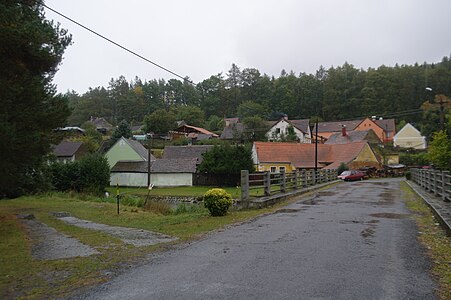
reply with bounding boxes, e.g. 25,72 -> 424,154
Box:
78,178 -> 437,299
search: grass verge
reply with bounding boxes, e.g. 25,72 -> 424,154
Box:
401,182 -> 451,300
0,184 -> 331,299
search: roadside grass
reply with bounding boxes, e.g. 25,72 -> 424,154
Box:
106,186 -> 242,199
0,185 -> 331,299
401,182 -> 451,300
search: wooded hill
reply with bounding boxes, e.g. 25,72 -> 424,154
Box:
66,56 -> 451,138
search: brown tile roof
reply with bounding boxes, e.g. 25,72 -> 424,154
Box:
52,141 -> 83,157
173,124 -> 219,137
253,141 -> 370,169
163,145 -> 213,164
89,117 -> 113,130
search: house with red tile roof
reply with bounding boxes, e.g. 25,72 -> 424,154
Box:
266,117 -> 311,143
312,118 -> 395,143
252,141 -> 380,173
170,124 -> 219,142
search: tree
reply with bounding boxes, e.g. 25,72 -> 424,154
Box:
112,120 -> 132,140
0,0 -> 72,197
242,116 -> 270,141
143,109 -> 176,134
205,115 -> 225,132
237,101 -> 267,119
427,131 -> 451,171
197,144 -> 254,175
175,105 -> 205,127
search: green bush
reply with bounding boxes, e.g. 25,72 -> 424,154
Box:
50,153 -> 110,195
203,188 -> 233,217
120,195 -> 144,207
405,171 -> 411,180
337,162 -> 349,175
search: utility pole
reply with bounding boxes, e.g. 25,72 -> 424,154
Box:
147,133 -> 153,187
314,118 -> 318,184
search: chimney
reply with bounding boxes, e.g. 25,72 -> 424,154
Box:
341,125 -> 347,136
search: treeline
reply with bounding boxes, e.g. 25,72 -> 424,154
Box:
66,56 -> 451,136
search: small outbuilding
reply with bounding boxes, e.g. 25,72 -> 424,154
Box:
393,123 -> 427,149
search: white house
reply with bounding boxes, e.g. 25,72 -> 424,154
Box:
266,118 -> 311,143
393,123 -> 427,149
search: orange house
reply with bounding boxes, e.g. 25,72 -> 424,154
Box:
355,118 -> 395,143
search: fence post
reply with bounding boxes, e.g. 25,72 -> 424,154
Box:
241,170 -> 249,208
281,170 -> 286,193
443,171 -> 450,202
294,170 -> 298,190
433,170 -> 438,195
301,169 -> 307,188
264,171 -> 270,196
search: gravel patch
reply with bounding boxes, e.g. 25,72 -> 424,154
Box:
20,217 -> 99,260
56,216 -> 178,247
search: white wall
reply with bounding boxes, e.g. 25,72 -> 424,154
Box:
110,173 -> 147,187
110,172 -> 193,187
266,119 -> 309,143
151,173 -> 193,187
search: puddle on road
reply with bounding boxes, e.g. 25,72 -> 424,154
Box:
339,220 -> 362,224
316,191 -> 335,197
369,213 -> 410,219
275,208 -> 302,213
361,227 -> 375,238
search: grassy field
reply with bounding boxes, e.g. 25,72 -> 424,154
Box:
0,187 -> 318,300
401,182 -> 451,300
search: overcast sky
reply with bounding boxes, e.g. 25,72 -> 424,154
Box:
44,0 -> 451,94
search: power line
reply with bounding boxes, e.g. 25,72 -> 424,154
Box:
43,4 -> 195,85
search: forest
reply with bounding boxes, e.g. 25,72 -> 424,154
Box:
66,56 -> 451,138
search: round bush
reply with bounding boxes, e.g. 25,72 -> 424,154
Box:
203,188 -> 233,217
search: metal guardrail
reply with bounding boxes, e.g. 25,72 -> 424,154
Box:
410,168 -> 451,202
240,169 -> 338,206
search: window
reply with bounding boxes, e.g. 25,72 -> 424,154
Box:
279,166 -> 286,173
386,131 -> 392,138
276,128 -> 281,134
270,166 -> 277,173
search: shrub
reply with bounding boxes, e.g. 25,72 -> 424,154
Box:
337,162 -> 349,175
120,195 -> 144,207
50,153 -> 110,195
203,188 -> 233,217
144,201 -> 172,215
405,171 -> 411,180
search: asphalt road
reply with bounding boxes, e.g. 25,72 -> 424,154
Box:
77,178 -> 437,300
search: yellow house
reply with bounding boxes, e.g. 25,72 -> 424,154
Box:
393,123 -> 427,149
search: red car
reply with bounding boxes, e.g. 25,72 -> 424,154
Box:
338,170 -> 365,181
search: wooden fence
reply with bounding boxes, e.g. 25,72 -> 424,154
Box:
410,168 -> 451,202
240,169 -> 338,205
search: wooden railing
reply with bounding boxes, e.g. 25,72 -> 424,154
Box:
240,169 -> 338,206
410,168 -> 451,202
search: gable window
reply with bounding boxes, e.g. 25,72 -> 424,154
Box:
270,166 -> 277,173
276,128 -> 281,134
279,166 -> 286,173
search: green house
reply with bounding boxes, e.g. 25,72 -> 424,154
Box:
105,137 -> 155,169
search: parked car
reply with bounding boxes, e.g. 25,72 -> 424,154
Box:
338,170 -> 365,181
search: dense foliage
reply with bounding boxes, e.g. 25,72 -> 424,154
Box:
0,0 -> 72,197
427,131 -> 451,171
50,154 -> 110,195
66,58 -> 451,140
197,144 -> 254,175
203,188 -> 233,216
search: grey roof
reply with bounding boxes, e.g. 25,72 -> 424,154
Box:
220,123 -> 244,140
124,138 -> 156,161
313,120 -> 362,133
163,145 -> 213,163
90,117 -> 113,130
325,130 -> 379,144
288,119 -> 310,134
374,119 -> 396,132
111,161 -> 148,173
52,141 -> 83,157
150,159 -> 197,173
